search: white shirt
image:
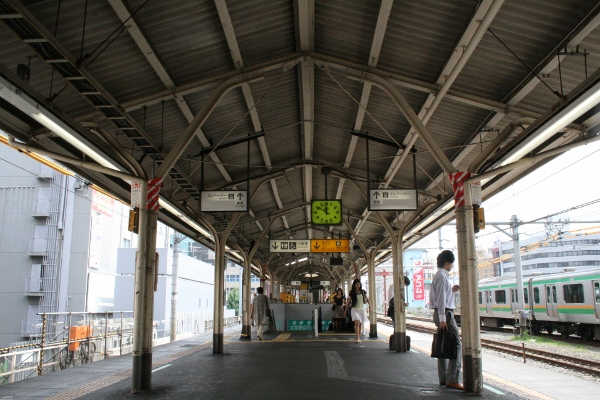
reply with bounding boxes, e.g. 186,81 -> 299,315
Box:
429,268 -> 455,323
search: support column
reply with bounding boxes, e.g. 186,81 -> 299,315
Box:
367,252 -> 377,338
511,215 -> 526,329
170,232 -> 181,342
131,181 -> 148,394
141,209 -> 158,390
457,174 -> 483,394
241,256 -> 252,339
393,234 -> 408,352
213,241 -> 225,353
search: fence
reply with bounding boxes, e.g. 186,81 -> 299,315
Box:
0,311 -> 240,386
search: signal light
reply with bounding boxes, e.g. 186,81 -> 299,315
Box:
128,207 -> 139,233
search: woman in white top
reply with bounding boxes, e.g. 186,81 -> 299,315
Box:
346,279 -> 370,343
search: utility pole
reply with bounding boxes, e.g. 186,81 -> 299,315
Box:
170,232 -> 182,342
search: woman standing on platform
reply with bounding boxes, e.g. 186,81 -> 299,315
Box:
332,288 -> 346,332
250,287 -> 270,340
346,279 -> 370,343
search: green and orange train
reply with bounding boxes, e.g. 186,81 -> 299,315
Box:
456,268 -> 600,340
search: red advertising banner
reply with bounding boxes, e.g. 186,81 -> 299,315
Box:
413,268 -> 425,301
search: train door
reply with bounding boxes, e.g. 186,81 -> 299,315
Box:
545,285 -> 558,319
594,281 -> 600,320
485,290 -> 493,315
510,288 -> 518,313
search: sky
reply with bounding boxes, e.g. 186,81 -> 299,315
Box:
411,139 -> 600,257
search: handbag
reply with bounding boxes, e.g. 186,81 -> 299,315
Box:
431,328 -> 457,359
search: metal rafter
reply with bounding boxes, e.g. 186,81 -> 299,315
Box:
214,0 -> 285,234
334,0 -> 394,234
108,0 -> 232,191
294,0 -> 315,239
2,0 -> 201,202
351,0 -> 503,238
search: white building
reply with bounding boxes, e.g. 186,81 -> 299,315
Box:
496,230 -> 600,277
0,143 -> 208,347
114,248 -> 215,338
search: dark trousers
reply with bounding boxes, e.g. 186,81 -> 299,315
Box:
432,310 -> 462,384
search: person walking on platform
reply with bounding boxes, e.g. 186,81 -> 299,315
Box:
250,287 -> 270,340
346,279 -> 370,343
430,250 -> 463,390
332,288 -> 346,332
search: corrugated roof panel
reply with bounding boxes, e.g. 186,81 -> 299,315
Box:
454,0 -> 600,102
378,0 -> 479,83
228,0 -> 295,65
315,0 -> 380,63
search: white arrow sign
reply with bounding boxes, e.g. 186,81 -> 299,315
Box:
368,189 -> 417,211
200,190 -> 248,212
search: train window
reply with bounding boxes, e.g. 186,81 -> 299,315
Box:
552,286 -> 557,303
596,283 -> 600,304
510,289 -> 515,303
495,290 -> 506,304
546,287 -> 551,303
523,288 -> 529,304
478,292 -> 482,304
563,284 -> 584,303
534,287 -> 540,304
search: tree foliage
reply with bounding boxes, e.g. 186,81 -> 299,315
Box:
227,288 -> 239,316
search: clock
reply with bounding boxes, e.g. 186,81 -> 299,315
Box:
311,199 -> 342,225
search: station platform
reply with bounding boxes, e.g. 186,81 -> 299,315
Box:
0,323 -> 598,399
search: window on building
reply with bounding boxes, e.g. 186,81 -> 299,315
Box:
251,275 -> 260,282
495,290 -> 506,304
226,274 -> 240,282
534,287 -> 540,304
563,284 -> 584,303
122,238 -> 131,248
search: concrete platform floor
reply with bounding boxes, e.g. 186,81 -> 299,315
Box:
0,323 -> 597,399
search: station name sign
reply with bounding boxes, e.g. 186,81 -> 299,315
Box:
269,239 -> 349,253
368,189 -> 417,211
200,190 -> 248,212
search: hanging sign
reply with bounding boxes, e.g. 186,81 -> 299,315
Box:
269,240 -> 311,253
368,189 -> 417,211
310,239 -> 349,253
200,190 -> 248,212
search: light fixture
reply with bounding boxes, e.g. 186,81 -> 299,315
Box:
500,80 -> 600,167
0,76 -> 122,171
158,198 -> 212,238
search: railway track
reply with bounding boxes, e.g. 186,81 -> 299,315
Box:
378,317 -> 600,378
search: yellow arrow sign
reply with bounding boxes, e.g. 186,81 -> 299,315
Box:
310,239 -> 349,253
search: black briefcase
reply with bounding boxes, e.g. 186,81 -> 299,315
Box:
431,329 -> 457,359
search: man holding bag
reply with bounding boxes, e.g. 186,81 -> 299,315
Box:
430,250 -> 463,390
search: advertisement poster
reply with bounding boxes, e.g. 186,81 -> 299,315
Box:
413,268 -> 425,301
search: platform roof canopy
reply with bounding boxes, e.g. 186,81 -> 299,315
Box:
1,0 -> 599,283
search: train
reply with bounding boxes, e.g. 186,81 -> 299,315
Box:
454,268 -> 600,340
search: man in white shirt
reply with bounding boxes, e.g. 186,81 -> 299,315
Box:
429,250 -> 463,390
